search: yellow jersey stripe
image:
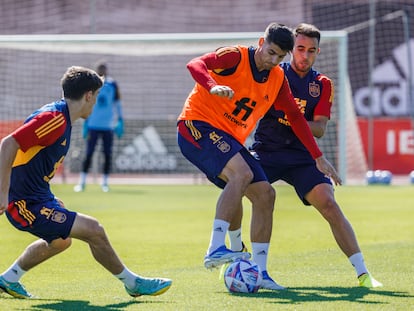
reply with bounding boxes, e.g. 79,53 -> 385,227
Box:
185,120 -> 202,140
15,200 -> 36,224
13,145 -> 46,166
35,115 -> 65,138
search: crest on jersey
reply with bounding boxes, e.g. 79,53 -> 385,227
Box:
309,82 -> 320,98
217,140 -> 231,153
51,211 -> 67,223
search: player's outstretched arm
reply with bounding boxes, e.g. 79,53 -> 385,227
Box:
315,155 -> 342,186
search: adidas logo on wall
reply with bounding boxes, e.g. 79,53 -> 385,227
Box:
115,125 -> 177,171
354,39 -> 414,117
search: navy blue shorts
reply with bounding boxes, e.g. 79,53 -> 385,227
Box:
177,120 -> 267,189
254,149 -> 332,205
6,198 -> 77,243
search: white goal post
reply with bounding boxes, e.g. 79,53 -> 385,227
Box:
0,31 -> 365,184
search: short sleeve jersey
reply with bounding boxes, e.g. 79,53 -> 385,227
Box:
10,99 -> 71,203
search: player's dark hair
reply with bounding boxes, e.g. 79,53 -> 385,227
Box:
294,23 -> 321,44
61,66 -> 103,100
264,22 -> 294,51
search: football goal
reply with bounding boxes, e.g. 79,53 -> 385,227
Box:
0,31 -> 364,183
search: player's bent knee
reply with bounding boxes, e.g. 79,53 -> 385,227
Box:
240,170 -> 254,184
71,214 -> 107,242
246,182 -> 275,208
50,237 -> 72,251
318,200 -> 342,221
87,221 -> 107,239
259,182 -> 275,199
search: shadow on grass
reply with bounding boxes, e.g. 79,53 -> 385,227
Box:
228,286 -> 414,305
28,299 -> 169,311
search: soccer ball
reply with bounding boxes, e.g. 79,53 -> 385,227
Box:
365,170 -> 377,184
223,259 -> 262,293
379,170 -> 392,184
366,170 -> 392,185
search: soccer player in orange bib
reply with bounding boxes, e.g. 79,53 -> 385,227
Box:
230,23 -> 382,288
177,22 -> 341,290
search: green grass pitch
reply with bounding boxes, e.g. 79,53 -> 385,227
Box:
0,183 -> 413,310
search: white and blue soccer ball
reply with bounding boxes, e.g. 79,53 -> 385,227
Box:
365,170 -> 377,184
366,170 -> 392,185
223,259 -> 262,293
380,170 -> 392,184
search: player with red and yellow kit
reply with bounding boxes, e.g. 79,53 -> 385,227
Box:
177,22 -> 340,291
8,102 -> 71,206
0,66 -> 172,299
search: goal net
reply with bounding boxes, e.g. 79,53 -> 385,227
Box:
0,31 -> 363,183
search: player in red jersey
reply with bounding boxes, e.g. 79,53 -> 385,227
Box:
229,23 -> 382,288
0,66 -> 171,298
177,22 -> 341,291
